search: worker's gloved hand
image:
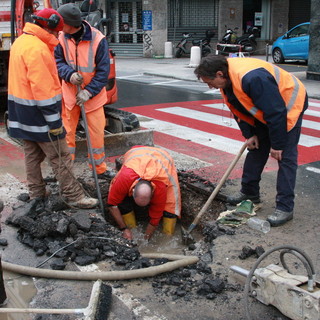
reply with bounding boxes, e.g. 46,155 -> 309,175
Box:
122,228 -> 133,240
49,126 -> 63,136
70,72 -> 83,85
76,89 -> 92,105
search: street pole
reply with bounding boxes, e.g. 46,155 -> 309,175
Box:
307,0 -> 320,80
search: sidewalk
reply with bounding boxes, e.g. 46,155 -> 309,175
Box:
115,55 -> 320,99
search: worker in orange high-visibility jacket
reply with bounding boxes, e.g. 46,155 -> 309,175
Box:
195,55 -> 308,227
107,146 -> 181,241
55,3 -> 114,179
7,8 -> 98,209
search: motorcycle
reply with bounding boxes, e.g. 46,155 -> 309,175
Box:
220,26 -> 239,44
218,26 -> 258,54
175,29 -> 215,58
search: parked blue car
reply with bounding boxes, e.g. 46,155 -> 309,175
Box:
272,22 -> 310,64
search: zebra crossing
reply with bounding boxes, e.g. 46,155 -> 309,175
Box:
122,98 -> 320,180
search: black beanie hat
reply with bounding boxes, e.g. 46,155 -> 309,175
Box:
57,3 -> 82,27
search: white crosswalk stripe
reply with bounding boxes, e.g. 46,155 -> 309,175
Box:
131,98 -> 320,163
157,106 -> 320,147
306,166 -> 320,174
137,116 -> 246,155
309,101 -> 320,108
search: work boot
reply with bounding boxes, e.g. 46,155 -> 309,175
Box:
266,209 -> 293,227
68,196 -> 99,209
226,191 -> 261,205
97,170 -> 116,180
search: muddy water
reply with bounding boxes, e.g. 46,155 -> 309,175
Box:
131,224 -> 201,255
0,272 -> 37,320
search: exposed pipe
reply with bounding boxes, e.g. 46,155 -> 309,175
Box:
2,253 -> 199,281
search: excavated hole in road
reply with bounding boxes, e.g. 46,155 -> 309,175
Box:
3,171 -> 244,301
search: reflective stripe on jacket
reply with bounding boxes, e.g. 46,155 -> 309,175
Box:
124,146 -> 181,217
58,22 -> 108,112
8,23 -> 64,142
221,58 -> 306,131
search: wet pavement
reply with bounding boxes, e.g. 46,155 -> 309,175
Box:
114,55 -> 320,100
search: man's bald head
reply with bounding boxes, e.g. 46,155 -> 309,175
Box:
133,180 -> 152,207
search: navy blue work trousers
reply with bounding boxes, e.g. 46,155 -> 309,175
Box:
241,113 -> 304,212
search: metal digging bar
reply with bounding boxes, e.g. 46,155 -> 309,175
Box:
77,87 -> 104,214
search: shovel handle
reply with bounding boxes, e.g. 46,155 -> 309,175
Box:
190,142 -> 247,228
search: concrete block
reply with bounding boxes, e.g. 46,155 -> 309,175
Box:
75,129 -> 154,158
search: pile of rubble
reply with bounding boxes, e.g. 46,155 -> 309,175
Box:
3,172 -> 263,302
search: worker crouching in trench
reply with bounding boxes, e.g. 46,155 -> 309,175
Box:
107,146 -> 181,240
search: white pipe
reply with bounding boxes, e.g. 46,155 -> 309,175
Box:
2,253 -> 199,281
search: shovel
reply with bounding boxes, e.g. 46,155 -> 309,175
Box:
181,142 -> 247,245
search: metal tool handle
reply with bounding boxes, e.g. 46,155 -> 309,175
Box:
77,87 -> 104,213
188,142 -> 247,233
230,265 -> 250,277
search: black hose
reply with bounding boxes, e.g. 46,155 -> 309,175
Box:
279,249 -> 314,285
244,245 -> 315,320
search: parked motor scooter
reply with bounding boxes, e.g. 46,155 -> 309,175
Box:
175,29 -> 215,58
220,26 -> 239,44
218,26 -> 258,54
236,26 -> 259,52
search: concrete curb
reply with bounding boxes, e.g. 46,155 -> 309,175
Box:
144,71 -> 320,99
144,72 -> 197,83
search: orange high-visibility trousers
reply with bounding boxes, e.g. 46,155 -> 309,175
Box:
62,104 -> 107,174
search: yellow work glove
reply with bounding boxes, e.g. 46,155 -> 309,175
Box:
76,89 -> 92,105
70,72 -> 83,85
49,126 -> 63,136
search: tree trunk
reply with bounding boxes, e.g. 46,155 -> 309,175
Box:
0,257 -> 7,305
307,0 -> 320,80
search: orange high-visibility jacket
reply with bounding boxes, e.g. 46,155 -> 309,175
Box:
8,23 -> 63,142
221,58 -> 306,131
124,146 -> 181,217
58,23 -> 108,112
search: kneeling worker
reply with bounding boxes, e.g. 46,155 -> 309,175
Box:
107,146 -> 181,240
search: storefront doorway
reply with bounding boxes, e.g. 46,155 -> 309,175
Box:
243,0 -> 261,36
110,1 -> 142,44
243,0 -> 271,41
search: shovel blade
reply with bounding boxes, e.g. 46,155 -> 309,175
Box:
181,226 -> 195,245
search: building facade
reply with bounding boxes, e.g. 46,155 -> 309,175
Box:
105,0 -> 310,57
